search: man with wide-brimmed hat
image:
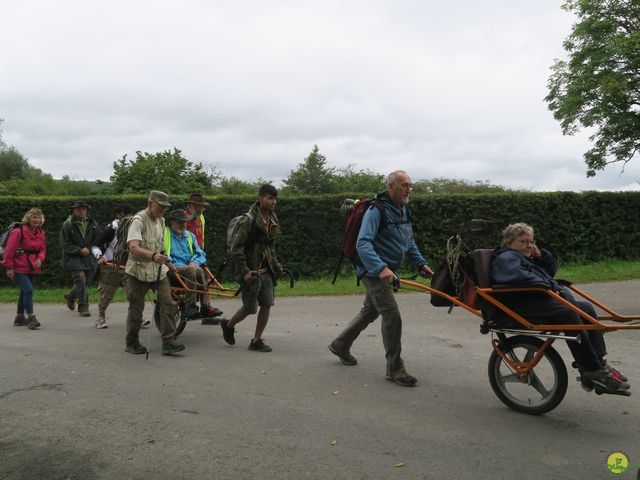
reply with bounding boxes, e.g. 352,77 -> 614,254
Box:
60,200 -> 101,317
184,193 -> 209,249
164,209 -> 223,321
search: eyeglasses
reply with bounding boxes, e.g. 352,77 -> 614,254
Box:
514,238 -> 535,245
398,183 -> 414,191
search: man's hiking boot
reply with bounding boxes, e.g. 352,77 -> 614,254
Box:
328,342 -> 358,366
27,315 -> 41,330
64,293 -> 76,311
96,317 -> 108,329
126,342 -> 148,355
162,340 -> 186,356
79,310 -> 91,318
248,338 -> 272,352
221,319 -> 236,345
14,314 -> 30,326
581,368 -> 630,395
385,369 -> 418,387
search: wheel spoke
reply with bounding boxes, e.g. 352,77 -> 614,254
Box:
499,372 -> 521,384
527,370 -> 550,398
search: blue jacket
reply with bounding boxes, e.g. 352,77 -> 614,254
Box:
490,246 -> 559,291
165,228 -> 207,267
356,193 -> 426,277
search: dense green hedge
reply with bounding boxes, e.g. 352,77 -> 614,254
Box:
1,192 -> 639,287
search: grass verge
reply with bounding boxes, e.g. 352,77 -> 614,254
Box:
0,259 -> 639,303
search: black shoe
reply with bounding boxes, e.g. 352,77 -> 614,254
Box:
328,342 -> 358,366
385,369 -> 418,387
64,293 -> 76,311
220,319 -> 236,345
162,340 -> 186,356
126,342 -> 148,355
27,317 -> 41,330
13,315 -> 30,326
248,338 -> 272,352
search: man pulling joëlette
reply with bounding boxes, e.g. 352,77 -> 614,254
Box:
329,170 -> 433,386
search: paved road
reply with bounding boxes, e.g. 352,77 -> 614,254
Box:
1,281 -> 640,480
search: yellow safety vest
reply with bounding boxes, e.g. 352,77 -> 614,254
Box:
163,227 -> 194,257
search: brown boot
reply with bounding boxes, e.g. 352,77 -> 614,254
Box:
14,314 -> 30,326
27,314 -> 41,330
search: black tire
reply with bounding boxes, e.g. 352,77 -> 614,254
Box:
153,300 -> 187,337
488,335 -> 568,415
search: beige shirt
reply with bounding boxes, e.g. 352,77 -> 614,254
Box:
125,209 -> 168,282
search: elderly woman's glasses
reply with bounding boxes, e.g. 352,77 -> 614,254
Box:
515,238 -> 535,245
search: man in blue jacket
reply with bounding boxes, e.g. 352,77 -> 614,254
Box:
164,210 -> 222,320
329,170 -> 433,386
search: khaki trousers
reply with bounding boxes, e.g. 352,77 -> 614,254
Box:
125,274 -> 176,344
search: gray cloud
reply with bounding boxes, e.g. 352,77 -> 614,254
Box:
1,0 -> 638,191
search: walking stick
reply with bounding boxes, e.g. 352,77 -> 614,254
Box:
146,261 -> 163,361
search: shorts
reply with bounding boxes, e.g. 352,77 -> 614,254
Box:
241,271 -> 275,314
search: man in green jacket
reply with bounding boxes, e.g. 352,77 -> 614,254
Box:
221,184 -> 283,352
60,200 -> 101,317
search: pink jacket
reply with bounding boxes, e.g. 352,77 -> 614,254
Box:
1,225 -> 46,274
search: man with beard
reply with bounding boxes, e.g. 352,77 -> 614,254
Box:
221,184 -> 283,352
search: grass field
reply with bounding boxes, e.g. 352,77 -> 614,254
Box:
1,258 -> 639,304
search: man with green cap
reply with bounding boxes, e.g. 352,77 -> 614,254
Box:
124,190 -> 185,356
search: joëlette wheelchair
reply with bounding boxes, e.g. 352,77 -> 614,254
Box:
150,265 -> 235,336
398,249 -> 640,415
153,265 -> 295,337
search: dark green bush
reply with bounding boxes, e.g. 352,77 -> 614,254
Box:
1,191 -> 639,287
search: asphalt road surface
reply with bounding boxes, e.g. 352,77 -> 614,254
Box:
1,281 -> 639,480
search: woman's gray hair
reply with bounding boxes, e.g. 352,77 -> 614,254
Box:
502,223 -> 534,246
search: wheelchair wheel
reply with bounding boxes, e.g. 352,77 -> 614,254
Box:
153,300 -> 187,337
488,335 -> 568,415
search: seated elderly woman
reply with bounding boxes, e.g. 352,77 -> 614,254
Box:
490,223 -> 630,395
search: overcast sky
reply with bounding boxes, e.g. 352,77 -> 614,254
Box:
2,0 -> 639,191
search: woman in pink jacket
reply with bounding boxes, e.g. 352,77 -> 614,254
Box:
2,208 -> 47,329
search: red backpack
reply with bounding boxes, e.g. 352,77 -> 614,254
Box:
331,195 -> 387,284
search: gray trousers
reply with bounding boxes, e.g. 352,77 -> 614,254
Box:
332,276 -> 405,375
125,275 -> 176,344
97,269 -> 126,318
68,269 -> 93,312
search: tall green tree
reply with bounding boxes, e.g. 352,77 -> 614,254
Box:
283,145 -> 335,194
0,147 -> 31,180
110,148 -> 214,194
546,0 -> 640,177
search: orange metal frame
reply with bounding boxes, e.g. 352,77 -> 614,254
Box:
105,261 -> 236,299
168,266 -> 236,299
399,278 -> 640,378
